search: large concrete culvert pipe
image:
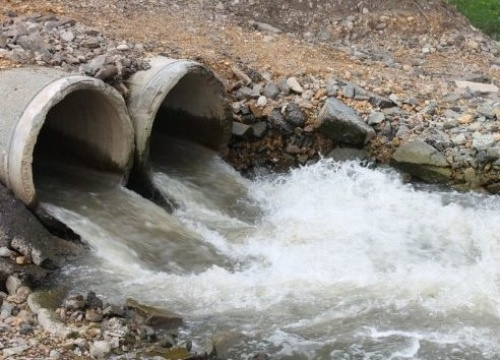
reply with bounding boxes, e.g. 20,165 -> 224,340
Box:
0,67 -> 134,206
126,56 -> 232,202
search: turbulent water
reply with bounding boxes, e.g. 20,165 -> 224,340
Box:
37,139 -> 500,360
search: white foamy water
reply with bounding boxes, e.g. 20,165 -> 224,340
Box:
44,152 -> 500,359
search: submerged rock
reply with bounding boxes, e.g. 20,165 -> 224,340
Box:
126,298 -> 183,330
391,140 -> 452,183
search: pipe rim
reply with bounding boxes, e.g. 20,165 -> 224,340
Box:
8,75 -> 134,206
128,58 -> 232,168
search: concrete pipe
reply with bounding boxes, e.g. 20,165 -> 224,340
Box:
0,67 -> 134,206
126,56 -> 232,202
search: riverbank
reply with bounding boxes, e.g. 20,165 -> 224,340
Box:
2,1 -> 500,192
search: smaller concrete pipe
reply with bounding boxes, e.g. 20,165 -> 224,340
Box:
127,56 -> 232,172
0,67 -> 134,206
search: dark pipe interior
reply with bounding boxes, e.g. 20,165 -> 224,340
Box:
150,71 -> 229,152
32,89 -> 129,193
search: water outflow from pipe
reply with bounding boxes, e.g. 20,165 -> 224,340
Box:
37,163 -> 234,273
52,145 -> 500,359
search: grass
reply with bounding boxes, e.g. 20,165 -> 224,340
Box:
447,0 -> 500,39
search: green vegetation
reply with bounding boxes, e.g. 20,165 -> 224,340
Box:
447,0 -> 500,39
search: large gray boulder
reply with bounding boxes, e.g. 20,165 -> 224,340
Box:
391,140 -> 452,183
316,98 -> 375,147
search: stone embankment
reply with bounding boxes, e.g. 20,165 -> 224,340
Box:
2,9 -> 500,192
225,63 -> 500,193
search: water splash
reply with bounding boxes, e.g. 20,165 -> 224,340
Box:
44,148 -> 500,359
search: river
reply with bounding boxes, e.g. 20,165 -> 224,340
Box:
37,138 -> 500,359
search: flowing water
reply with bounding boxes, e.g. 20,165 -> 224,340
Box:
37,138 -> 500,360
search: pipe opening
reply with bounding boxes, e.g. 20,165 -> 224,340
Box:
150,69 -> 230,156
32,88 -> 133,199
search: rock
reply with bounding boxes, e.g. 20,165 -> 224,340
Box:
59,29 -> 75,42
263,82 -> 280,99
389,94 -> 403,106
326,147 -> 368,162
0,258 -> 50,286
82,54 -> 108,76
256,96 -> 268,107
451,133 -> 467,146
116,43 -> 129,51
3,344 -> 29,358
326,78 -> 339,96
86,291 -> 103,309
232,122 -> 252,137
316,97 -> 375,147
101,317 -> 129,338
85,308 -> 103,322
235,86 -> 259,100
343,85 -> 356,98
458,114 -> 475,124
95,64 -> 118,81
10,236 -> 31,261
73,338 -> 88,349
368,111 -> 385,125
6,275 -> 22,295
80,37 -> 101,49
269,108 -> 295,134
19,323 -> 33,334
487,182 -> 500,194
15,255 -> 29,265
251,122 -> 268,138
472,134 -> 495,151
49,349 -> 62,360
16,33 -> 47,53
286,77 -> 303,94
301,89 -> 314,101
102,304 -> 125,318
14,286 -> 32,303
90,340 -> 111,359
369,95 -> 395,109
391,140 -> 452,183
0,247 -> 15,257
249,20 -> 282,34
64,294 -> 86,311
283,103 -> 306,127
126,298 -> 183,331
422,101 -> 437,115
277,78 -> 291,95
0,183 -> 79,269
455,80 -> 499,94
232,67 -> 252,86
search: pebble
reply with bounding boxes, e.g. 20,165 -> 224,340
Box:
263,82 -> 280,99
116,44 -> 130,51
256,95 -> 268,107
286,77 -> 304,93
458,114 -> 475,124
50,349 -> 62,360
368,112 -> 385,125
90,340 -> 111,359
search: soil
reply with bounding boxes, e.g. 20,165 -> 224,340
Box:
1,0 -> 490,80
